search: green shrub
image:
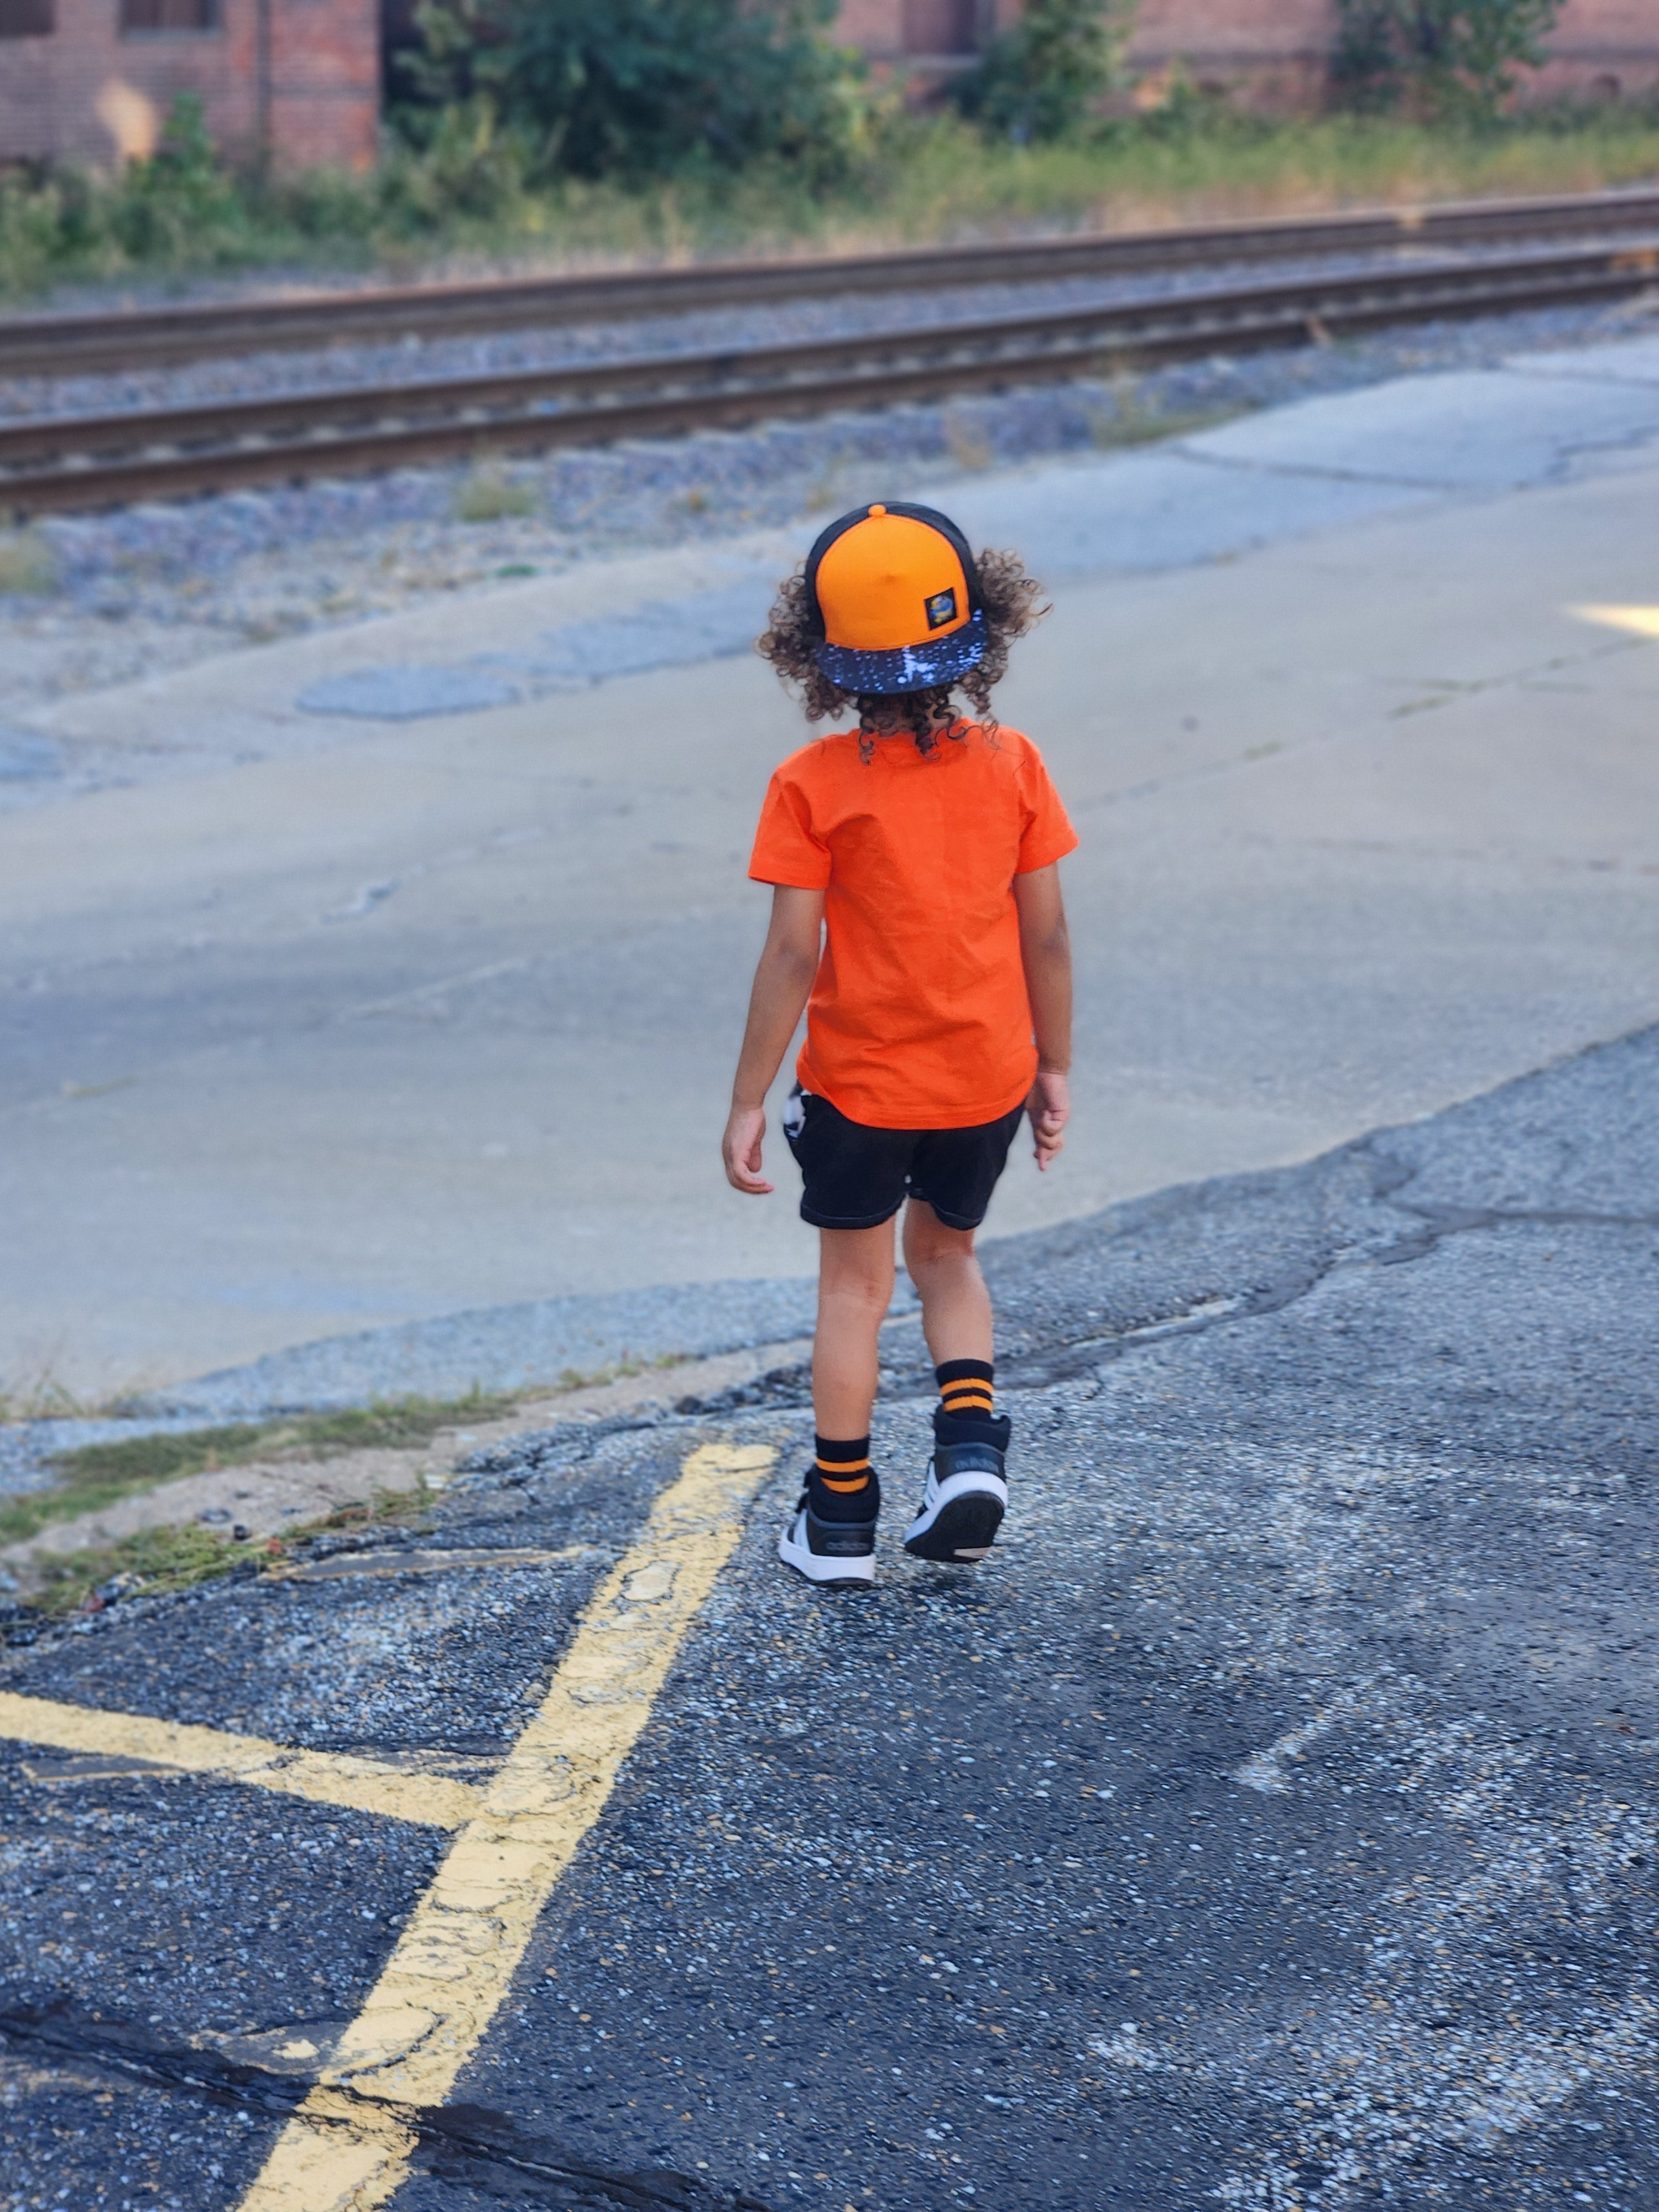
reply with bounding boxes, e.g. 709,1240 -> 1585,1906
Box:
112,92 -> 252,262
1334,0 -> 1564,119
401,0 -> 871,182
954,0 -> 1133,143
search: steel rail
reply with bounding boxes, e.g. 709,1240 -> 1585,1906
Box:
2,237 -> 1655,516
3,183 -> 1659,379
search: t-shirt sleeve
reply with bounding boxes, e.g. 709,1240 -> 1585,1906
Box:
1013,738 -> 1079,874
748,764 -> 832,889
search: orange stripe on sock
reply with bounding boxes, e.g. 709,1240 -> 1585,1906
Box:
819,1472 -> 873,1493
942,1391 -> 994,1412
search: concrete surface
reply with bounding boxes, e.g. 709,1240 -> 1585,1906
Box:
2,336 -> 1658,1401
2,1026 -> 1656,2209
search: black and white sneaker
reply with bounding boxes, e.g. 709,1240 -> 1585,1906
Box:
778,1489 -> 877,1587
904,1417 -> 1009,1563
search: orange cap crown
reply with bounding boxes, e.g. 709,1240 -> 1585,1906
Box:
814,505 -> 972,653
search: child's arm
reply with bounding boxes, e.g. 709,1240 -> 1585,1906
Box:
1013,863 -> 1072,1172
722,885 -> 826,1194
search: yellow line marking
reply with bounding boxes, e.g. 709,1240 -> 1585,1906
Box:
233,1439 -> 778,2212
1571,603 -> 1659,640
0,1690 -> 481,1830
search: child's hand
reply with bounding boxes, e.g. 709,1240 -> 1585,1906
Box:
1027,1070 -> 1070,1172
723,1103 -> 774,1194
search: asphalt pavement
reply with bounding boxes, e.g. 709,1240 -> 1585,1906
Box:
3,1022 -> 1656,2210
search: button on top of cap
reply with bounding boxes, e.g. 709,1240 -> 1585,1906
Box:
868,503 -> 886,515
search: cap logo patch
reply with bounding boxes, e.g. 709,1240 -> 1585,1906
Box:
924,587 -> 958,631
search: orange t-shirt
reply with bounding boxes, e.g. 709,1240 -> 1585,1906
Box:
748,723 -> 1077,1129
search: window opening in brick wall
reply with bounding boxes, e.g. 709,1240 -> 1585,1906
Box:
902,0 -> 979,56
121,0 -> 219,31
0,0 -> 55,38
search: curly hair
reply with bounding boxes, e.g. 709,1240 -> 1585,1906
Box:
755,545 -> 1048,755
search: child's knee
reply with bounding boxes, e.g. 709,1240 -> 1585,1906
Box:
819,1228 -> 896,1308
904,1203 -> 977,1271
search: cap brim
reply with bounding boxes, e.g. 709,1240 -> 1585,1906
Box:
813,609 -> 987,696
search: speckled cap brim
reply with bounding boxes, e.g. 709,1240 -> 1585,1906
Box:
813,609 -> 988,696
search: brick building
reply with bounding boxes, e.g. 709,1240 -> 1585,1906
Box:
3,1 -> 1655,175
842,0 -> 1659,108
0,0 -> 378,170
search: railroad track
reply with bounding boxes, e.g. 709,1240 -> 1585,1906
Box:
3,235 -> 1655,517
3,183 -> 1659,380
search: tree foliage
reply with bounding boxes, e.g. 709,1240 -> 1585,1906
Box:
403,0 -> 869,180
1333,0 -> 1563,118
953,0 -> 1134,143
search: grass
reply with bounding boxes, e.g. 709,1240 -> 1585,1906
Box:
19,1480 -> 436,1619
0,529 -> 60,596
0,1354 -> 692,1554
2,1352 -> 707,1620
452,466 -> 541,522
1087,394 -> 1249,448
3,107 -> 1658,301
0,1390 -> 517,1550
22,1522 -> 252,1618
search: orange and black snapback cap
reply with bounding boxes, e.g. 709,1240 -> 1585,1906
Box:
804,500 -> 985,695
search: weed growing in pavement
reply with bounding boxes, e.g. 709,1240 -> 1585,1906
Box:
4,1359 -> 698,1551
3,1389 -> 518,1547
23,1522 -> 247,1618
16,1479 -> 439,1618
1087,398 -> 1249,448
0,1358 -> 96,1425
551,1350 -> 688,1392
0,529 -> 60,596
271,1479 -> 437,1554
943,408 -> 994,472
452,465 -> 541,521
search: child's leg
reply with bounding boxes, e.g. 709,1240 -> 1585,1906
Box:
900,1198 -> 1009,1564
812,1220 -> 897,1436
776,1222 -> 893,1583
901,1199 -> 992,1366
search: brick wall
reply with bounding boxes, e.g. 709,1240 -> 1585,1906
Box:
835,0 -> 1659,108
1125,0 -> 1335,111
1123,0 -> 1659,108
1530,0 -> 1659,103
0,0 -> 377,170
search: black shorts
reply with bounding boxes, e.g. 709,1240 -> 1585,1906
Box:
782,1088 -> 1025,1232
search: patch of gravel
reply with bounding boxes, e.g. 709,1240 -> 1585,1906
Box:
0,285 -> 1654,723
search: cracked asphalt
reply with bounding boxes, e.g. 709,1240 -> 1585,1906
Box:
3,1023 -> 1657,2210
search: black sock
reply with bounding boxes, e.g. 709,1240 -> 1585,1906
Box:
936,1359 -> 994,1421
934,1360 -> 1011,1449
809,1434 -> 879,1522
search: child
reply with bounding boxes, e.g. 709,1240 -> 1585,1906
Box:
722,500 -> 1076,1587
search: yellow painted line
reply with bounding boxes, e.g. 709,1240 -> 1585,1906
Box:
1571,603 -> 1659,640
232,1440 -> 778,2212
0,1690 -> 481,1831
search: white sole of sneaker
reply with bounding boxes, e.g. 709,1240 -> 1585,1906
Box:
777,1523 -> 876,1587
903,1469 -> 1008,1563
